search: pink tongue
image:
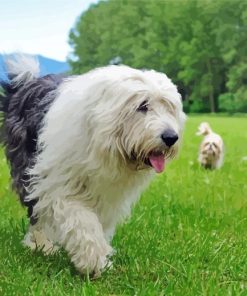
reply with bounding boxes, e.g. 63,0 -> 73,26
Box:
149,153 -> 165,173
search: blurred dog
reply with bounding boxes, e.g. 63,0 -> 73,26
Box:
196,122 -> 224,169
1,55 -> 186,275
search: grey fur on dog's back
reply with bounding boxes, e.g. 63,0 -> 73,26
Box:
0,55 -> 63,224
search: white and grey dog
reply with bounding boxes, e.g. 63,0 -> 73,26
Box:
196,122 -> 224,169
1,55 -> 186,275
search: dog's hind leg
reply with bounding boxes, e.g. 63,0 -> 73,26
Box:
23,226 -> 59,255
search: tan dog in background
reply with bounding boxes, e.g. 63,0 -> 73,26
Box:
196,122 -> 224,169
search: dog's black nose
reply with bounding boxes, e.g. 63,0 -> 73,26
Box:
161,129 -> 178,147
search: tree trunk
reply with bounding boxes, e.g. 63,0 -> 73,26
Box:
209,87 -> 215,113
206,60 -> 216,113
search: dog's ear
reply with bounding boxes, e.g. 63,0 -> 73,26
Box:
201,141 -> 209,153
196,122 -> 212,136
215,145 -> 221,155
215,138 -> 223,153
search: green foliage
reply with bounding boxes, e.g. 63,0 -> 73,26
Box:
1,116 -> 247,294
68,0 -> 247,113
189,98 -> 210,113
218,93 -> 235,113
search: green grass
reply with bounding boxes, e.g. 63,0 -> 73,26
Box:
0,115 -> 247,295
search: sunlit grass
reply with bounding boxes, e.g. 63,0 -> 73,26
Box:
0,115 -> 247,295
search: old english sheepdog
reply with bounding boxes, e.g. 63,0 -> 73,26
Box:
196,122 -> 224,169
1,55 -> 186,275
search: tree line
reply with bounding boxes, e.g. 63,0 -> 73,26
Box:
69,0 -> 247,113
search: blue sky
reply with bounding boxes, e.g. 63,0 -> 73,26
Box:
0,0 -> 98,61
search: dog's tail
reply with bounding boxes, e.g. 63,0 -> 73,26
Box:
0,54 -> 40,139
196,122 -> 212,136
0,54 -> 40,112
4,54 -> 40,86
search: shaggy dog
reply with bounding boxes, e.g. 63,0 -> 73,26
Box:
1,55 -> 186,275
196,122 -> 224,169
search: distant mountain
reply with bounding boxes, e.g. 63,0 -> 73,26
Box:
0,54 -> 70,80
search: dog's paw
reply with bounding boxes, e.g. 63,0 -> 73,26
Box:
91,258 -> 113,279
71,242 -> 113,276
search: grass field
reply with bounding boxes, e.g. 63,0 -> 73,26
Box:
0,115 -> 247,295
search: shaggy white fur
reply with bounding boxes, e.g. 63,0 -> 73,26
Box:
12,59 -> 186,275
197,122 -> 224,169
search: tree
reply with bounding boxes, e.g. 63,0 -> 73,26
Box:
68,0 -> 247,113
214,0 -> 247,112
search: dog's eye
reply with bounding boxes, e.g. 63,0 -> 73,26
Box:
137,100 -> 149,113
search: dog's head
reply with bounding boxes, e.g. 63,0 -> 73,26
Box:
201,135 -> 223,160
89,66 -> 186,173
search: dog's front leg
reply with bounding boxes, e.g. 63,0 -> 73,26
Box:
54,200 -> 112,275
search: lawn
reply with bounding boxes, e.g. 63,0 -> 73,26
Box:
0,115 -> 247,295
